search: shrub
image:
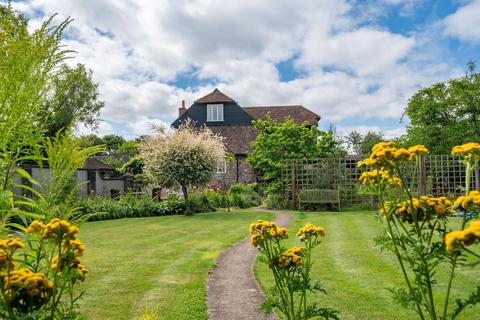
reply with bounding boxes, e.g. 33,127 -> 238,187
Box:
187,190 -> 216,213
263,193 -> 287,210
228,183 -> 261,208
76,194 -> 185,221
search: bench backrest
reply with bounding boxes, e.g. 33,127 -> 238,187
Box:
298,189 -> 339,202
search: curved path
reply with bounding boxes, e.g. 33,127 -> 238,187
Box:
206,209 -> 292,320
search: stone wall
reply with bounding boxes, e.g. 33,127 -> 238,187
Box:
213,155 -> 256,186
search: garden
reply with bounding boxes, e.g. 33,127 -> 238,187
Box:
1,4 -> 480,320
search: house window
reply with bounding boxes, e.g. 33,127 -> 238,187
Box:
207,104 -> 224,122
217,160 -> 227,174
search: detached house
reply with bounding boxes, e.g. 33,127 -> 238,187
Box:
171,89 -> 320,184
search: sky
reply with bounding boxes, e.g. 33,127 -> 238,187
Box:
5,0 -> 480,139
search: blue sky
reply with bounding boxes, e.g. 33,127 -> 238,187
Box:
7,0 -> 480,139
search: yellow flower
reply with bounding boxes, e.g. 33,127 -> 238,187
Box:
67,238 -> 86,257
250,233 -> 264,247
445,220 -> 480,255
249,220 -> 288,245
358,141 -> 421,168
76,264 -> 88,281
407,145 -> 429,160
42,218 -> 77,242
359,169 -> 401,187
451,142 -> 480,159
297,223 -> 326,240
454,191 -> 480,210
275,247 -> 305,269
3,268 -> 53,308
393,148 -> 411,160
27,220 -> 45,234
395,196 -> 454,223
0,237 -> 25,251
0,249 -> 14,271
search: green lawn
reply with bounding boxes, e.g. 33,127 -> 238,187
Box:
78,209 -> 274,320
255,211 -> 480,320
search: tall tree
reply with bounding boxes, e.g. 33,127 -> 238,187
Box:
247,114 -> 339,194
403,62 -> 480,154
43,63 -> 104,137
346,131 -> 384,155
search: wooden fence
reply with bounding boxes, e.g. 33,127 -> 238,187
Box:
282,155 -> 480,209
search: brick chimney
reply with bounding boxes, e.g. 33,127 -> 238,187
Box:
178,100 -> 187,117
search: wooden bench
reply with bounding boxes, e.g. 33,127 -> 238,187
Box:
298,188 -> 341,211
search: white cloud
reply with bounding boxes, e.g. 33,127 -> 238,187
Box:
127,117 -> 171,138
4,0 -> 468,138
74,121 -> 114,137
443,0 -> 480,41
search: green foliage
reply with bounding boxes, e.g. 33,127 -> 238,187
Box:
187,190 -> 216,213
403,62 -> 480,154
248,114 -> 339,197
227,183 -> 262,208
102,135 -> 126,154
28,133 -> 105,222
42,63 -> 104,137
117,140 -> 140,157
76,194 -> 185,221
0,4 -> 71,189
263,192 -> 288,210
346,131 -> 384,155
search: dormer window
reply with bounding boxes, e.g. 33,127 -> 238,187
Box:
207,104 -> 224,122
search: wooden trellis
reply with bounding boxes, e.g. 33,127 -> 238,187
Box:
282,155 -> 479,209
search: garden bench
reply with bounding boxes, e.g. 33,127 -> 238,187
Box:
298,188 -> 341,211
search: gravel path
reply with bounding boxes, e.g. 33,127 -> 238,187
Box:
206,209 -> 292,320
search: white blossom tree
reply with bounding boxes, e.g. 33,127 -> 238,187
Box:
140,121 -> 225,214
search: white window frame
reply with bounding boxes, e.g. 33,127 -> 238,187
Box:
216,160 -> 227,174
207,104 -> 224,122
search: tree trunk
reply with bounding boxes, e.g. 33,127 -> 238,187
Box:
182,185 -> 192,215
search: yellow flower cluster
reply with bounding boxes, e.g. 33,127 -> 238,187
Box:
0,237 -> 25,271
3,268 -> 53,308
41,219 -> 78,241
359,169 -> 401,187
297,223 -> 326,241
0,237 -> 25,250
358,142 -> 429,167
0,250 -> 14,271
445,220 -> 480,255
451,142 -> 480,159
275,247 -> 305,269
249,220 -> 288,247
27,220 -> 44,234
250,233 -> 264,247
27,219 -> 87,281
51,255 -> 88,281
454,191 -> 480,210
394,196 -> 454,222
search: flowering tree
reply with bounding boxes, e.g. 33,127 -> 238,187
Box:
140,122 -> 225,214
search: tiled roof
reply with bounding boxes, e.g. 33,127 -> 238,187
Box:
209,125 -> 259,155
194,88 -> 236,104
82,157 -> 114,170
243,105 -> 320,126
